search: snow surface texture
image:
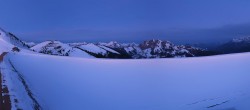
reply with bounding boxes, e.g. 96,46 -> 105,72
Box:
4,52 -> 250,110
1,56 -> 34,110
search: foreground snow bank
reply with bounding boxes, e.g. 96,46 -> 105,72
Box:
6,52 -> 250,110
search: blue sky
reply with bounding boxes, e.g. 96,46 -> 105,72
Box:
1,0 -> 250,43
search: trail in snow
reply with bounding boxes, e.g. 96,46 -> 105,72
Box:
8,59 -> 42,110
0,52 -> 11,110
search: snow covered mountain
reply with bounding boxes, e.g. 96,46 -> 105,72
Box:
30,40 -> 94,58
0,28 -> 30,49
137,39 -> 203,58
32,39 -> 216,59
216,36 -> 250,54
0,29 -> 14,53
74,43 -> 125,58
232,36 -> 250,43
98,39 -> 217,58
0,28 -> 218,59
31,41 -> 127,58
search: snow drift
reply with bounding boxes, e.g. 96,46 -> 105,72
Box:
2,52 -> 250,110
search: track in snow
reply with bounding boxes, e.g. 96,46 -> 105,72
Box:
0,52 -> 11,110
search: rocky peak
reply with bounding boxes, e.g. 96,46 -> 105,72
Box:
139,39 -> 173,50
97,41 -> 122,48
232,36 -> 250,43
106,41 -> 121,48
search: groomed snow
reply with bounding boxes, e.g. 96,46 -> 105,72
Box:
5,52 -> 250,110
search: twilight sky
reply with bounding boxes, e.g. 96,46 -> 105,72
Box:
1,0 -> 250,44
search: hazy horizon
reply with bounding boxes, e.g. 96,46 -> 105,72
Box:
1,0 -> 250,44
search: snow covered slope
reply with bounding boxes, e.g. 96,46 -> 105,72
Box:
32,41 -> 123,58
0,29 -> 14,53
0,38 -> 13,53
31,41 -> 94,58
78,43 -> 110,55
0,28 -> 29,49
217,36 -> 250,54
77,43 -> 120,56
3,52 -> 250,110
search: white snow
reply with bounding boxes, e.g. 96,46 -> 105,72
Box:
153,47 -> 162,53
30,41 -> 52,51
232,36 -> 250,43
31,41 -> 71,53
98,45 -> 120,54
68,48 -> 94,58
78,43 -> 107,55
3,52 -> 250,110
180,49 -> 189,53
165,43 -> 171,49
124,47 -> 134,52
0,39 -> 13,53
143,48 -> 152,57
102,41 -> 121,48
24,42 -> 36,47
0,28 -> 11,43
1,59 -> 34,110
0,29 -> 14,53
31,41 -> 95,58
0,28 -> 29,49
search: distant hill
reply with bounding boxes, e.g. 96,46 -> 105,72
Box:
215,36 -> 250,54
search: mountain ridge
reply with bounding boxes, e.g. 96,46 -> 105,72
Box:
3,27 -> 250,59
30,39 -> 218,59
